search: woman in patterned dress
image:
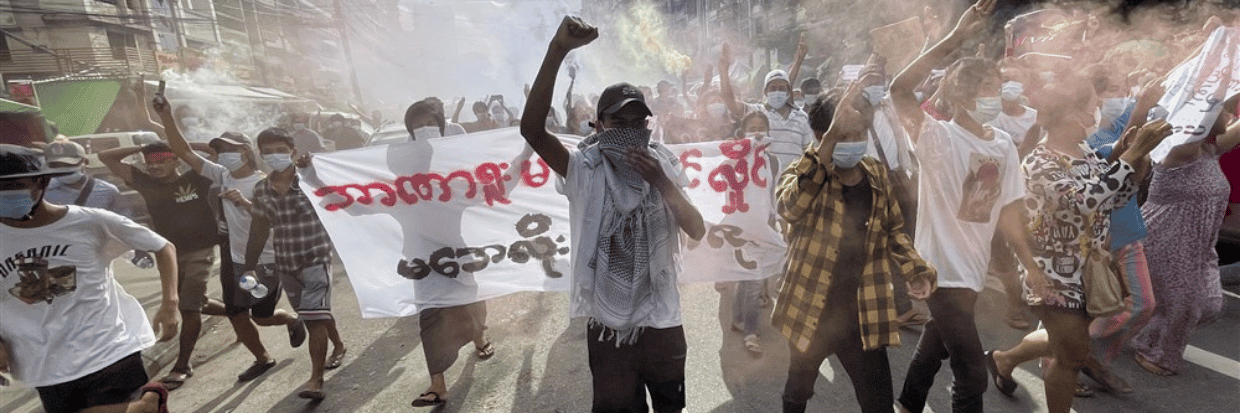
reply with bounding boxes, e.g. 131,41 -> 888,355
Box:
1130,112 -> 1240,376
985,81 -> 1172,413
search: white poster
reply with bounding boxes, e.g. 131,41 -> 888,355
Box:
1152,26 -> 1240,163
299,128 -> 787,318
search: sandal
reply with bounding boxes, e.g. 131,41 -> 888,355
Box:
985,350 -> 1018,397
743,334 -> 763,356
156,369 -> 192,391
476,341 -> 495,360
237,359 -> 277,382
325,350 -> 347,370
139,382 -> 170,413
1074,382 -> 1095,398
1134,352 -> 1176,377
297,389 -> 326,401
412,391 -> 446,407
1005,312 -> 1031,330
1082,365 -> 1133,393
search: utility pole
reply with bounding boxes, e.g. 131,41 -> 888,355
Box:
333,0 -> 365,107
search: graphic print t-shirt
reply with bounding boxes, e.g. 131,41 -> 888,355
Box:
0,207 -> 168,386
914,120 -> 1025,291
128,166 -> 218,252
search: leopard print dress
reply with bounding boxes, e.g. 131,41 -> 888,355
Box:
1020,143 -> 1138,310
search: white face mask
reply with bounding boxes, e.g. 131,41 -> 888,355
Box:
969,96 -> 1003,124
707,103 -> 727,119
412,125 -> 442,141
1100,97 -> 1130,122
744,131 -> 765,141
832,140 -> 868,169
263,153 -> 293,171
793,99 -> 805,109
1001,81 -> 1024,102
863,86 -> 887,107
181,116 -> 202,128
579,120 -> 592,134
766,91 -> 789,108
218,152 -> 246,172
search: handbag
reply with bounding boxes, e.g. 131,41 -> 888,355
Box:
1080,210 -> 1127,318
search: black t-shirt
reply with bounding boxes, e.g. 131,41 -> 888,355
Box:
127,166 -> 218,252
832,174 -> 873,286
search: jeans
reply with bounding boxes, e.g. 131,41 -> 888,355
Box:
898,288 -> 987,413
732,280 -> 763,334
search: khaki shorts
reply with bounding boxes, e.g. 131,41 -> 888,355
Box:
177,247 -> 217,311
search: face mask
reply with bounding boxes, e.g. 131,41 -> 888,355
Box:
218,152 -> 246,172
832,141 -> 868,169
766,91 -> 789,108
181,117 -> 202,128
263,153 -> 293,171
707,103 -> 727,119
793,99 -> 805,109
744,131 -> 765,141
1100,97 -> 1129,122
579,120 -> 592,134
968,96 -> 1002,124
1001,81 -> 1024,102
914,92 -> 925,102
863,86 -> 887,107
413,125 -> 442,141
56,170 -> 86,185
0,189 -> 37,219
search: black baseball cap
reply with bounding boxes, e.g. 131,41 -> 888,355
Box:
0,144 -> 77,180
596,82 -> 652,120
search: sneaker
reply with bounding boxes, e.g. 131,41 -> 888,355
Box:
288,318 -> 307,348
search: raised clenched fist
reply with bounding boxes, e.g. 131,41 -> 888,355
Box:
553,16 -> 598,52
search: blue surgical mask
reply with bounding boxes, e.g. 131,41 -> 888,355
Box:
766,91 -> 789,108
0,189 -> 37,219
218,152 -> 246,172
969,96 -> 1003,124
1001,81 -> 1024,102
263,153 -> 293,171
56,170 -> 86,185
863,86 -> 887,107
1100,97 -> 1130,122
832,141 -> 868,169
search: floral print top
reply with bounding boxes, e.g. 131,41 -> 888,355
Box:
1021,143 -> 1137,309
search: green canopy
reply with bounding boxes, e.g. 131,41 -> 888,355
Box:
34,79 -> 122,137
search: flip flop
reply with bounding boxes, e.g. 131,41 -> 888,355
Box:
156,370 -> 192,391
476,342 -> 495,360
237,359 -> 277,382
298,388 -> 326,401
139,382 -> 170,413
1134,352 -> 1176,377
411,391 -> 446,407
985,350 -> 1018,397
325,351 -> 347,370
1082,365 -> 1133,393
1074,382 -> 1095,398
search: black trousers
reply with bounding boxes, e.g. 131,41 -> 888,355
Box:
897,287 -> 988,413
587,323 -> 687,413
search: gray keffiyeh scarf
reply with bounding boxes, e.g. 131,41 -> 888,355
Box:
587,127 -> 673,346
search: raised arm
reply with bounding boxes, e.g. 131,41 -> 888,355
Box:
891,0 -> 996,141
152,94 -> 207,173
451,98 -> 466,124
521,16 -> 598,177
132,78 -> 166,138
718,42 -> 745,119
98,146 -> 142,184
787,33 -> 808,87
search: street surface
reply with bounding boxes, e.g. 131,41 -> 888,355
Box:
2,255 -> 1238,413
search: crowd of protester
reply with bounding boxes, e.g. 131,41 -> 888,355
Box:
3,1 -> 1240,412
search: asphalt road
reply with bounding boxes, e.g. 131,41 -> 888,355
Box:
2,257 -> 1238,413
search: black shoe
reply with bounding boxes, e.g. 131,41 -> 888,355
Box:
288,318 -> 307,348
237,360 -> 276,382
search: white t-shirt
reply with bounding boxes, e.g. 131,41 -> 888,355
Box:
0,207 -> 168,386
988,106 -> 1038,147
200,161 -> 275,265
745,103 -> 815,175
445,122 -> 467,136
913,120 -> 1025,291
559,143 -> 689,329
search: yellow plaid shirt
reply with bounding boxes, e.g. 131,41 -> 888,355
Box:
772,150 -> 936,352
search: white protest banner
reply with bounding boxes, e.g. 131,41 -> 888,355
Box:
299,127 -> 786,318
1151,26 -> 1240,163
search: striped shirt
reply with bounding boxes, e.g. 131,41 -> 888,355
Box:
772,151 -> 936,352
251,175 -> 333,272
745,103 -> 815,176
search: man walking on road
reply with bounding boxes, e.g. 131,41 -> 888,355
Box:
521,16 -> 706,413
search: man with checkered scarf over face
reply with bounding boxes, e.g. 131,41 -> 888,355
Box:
521,16 -> 706,413
772,78 -> 937,413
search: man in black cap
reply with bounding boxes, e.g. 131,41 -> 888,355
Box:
0,144 -> 178,413
153,94 -> 308,384
522,16 -> 705,413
